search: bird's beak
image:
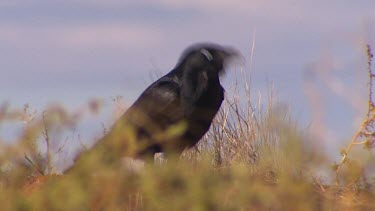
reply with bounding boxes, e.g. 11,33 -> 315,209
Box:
220,47 -> 244,68
222,47 -> 241,58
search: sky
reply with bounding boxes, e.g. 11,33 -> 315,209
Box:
1,1 -> 375,167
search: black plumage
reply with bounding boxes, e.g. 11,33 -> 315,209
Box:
65,43 -> 238,172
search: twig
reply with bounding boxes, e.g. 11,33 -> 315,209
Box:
335,44 -> 375,185
367,44 -> 374,113
24,154 -> 44,175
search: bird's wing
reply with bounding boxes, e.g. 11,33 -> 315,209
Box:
85,78 -> 182,161
135,78 -> 180,113
124,77 -> 183,128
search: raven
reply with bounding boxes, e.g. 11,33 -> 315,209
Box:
65,43 -> 238,172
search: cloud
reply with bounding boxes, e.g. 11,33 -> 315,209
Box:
59,24 -> 165,49
0,23 -> 165,50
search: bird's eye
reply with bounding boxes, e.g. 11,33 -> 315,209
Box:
200,49 -> 213,61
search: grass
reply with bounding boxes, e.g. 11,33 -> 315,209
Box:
0,45 -> 374,210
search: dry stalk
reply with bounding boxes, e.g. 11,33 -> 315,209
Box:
335,44 -> 375,185
24,154 -> 44,175
42,111 -> 53,174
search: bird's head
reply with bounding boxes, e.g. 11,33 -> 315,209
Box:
177,43 -> 240,76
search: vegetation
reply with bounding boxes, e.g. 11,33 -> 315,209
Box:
0,45 -> 374,210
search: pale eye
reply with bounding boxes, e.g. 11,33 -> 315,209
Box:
200,49 -> 213,61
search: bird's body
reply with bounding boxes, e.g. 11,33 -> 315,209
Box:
65,43 -> 238,173
132,65 -> 225,156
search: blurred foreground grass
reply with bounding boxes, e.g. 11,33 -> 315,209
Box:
1,46 -> 375,210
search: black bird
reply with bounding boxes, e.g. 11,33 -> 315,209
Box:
65,43 -> 238,172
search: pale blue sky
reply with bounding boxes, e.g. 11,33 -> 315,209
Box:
1,1 -> 375,165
